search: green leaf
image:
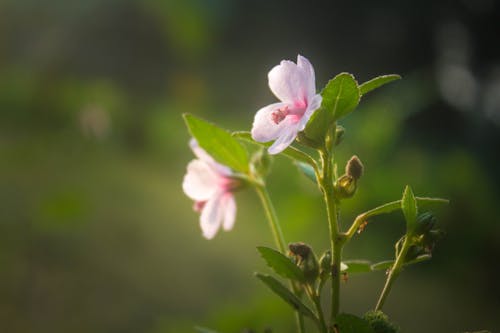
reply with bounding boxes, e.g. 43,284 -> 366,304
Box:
295,162 -> 318,184
257,246 -> 305,282
359,74 -> 401,96
334,313 -> 375,333
360,197 -> 448,221
255,273 -> 316,319
232,131 -> 317,168
183,114 -> 249,172
401,186 -> 418,232
305,73 -> 360,141
370,260 -> 393,272
343,260 -> 372,274
194,327 -> 222,333
371,254 -> 432,272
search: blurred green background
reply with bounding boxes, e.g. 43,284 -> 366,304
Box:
1,0 -> 499,332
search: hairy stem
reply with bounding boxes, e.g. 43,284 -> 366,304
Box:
319,130 -> 343,323
375,235 -> 412,311
255,184 -> 305,333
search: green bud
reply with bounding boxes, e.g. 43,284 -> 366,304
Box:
319,250 -> 331,281
334,125 -> 345,146
250,148 -> 272,177
288,242 -> 319,284
414,212 -> 436,235
346,155 -> 364,180
363,310 -> 400,333
334,174 -> 357,199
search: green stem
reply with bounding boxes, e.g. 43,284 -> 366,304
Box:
307,286 -> 328,333
319,136 -> 344,323
255,185 -> 286,252
375,235 -> 412,311
255,184 -> 305,333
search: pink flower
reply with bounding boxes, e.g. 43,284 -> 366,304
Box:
251,55 -> 322,154
182,139 -> 239,239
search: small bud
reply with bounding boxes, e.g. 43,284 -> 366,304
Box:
345,155 -> 364,180
319,250 -> 331,282
414,212 -> 436,235
363,310 -> 400,333
334,125 -> 345,146
250,148 -> 272,177
289,242 -> 319,283
334,174 -> 357,198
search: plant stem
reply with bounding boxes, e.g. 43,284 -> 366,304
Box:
255,184 -> 305,333
319,139 -> 343,323
255,185 -> 286,252
375,235 -> 412,311
307,286 -> 328,333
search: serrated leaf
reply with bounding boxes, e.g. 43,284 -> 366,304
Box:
305,73 -> 360,141
232,131 -> 317,167
183,114 -> 249,172
335,313 -> 375,333
343,260 -> 372,274
401,186 -> 418,232
295,162 -> 318,184
194,326 -> 221,333
359,74 -> 401,96
257,246 -> 305,282
255,273 -> 316,319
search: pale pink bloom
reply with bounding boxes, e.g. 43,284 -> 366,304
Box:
182,139 -> 239,239
251,55 -> 322,154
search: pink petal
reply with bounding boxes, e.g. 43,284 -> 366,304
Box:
251,102 -> 290,142
200,193 -> 224,239
268,60 -> 308,104
298,94 -> 322,131
268,125 -> 299,154
189,139 -> 232,177
182,159 -> 218,201
296,55 -> 316,99
221,194 -> 236,231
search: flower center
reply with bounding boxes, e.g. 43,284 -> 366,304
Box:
271,105 -> 289,124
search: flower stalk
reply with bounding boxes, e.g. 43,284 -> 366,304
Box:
318,127 -> 345,323
375,235 -> 412,311
254,183 -> 305,333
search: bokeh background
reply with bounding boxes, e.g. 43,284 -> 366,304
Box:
1,0 -> 499,332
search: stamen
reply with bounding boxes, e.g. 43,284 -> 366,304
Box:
271,105 -> 289,124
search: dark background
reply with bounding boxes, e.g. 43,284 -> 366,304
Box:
1,0 -> 499,332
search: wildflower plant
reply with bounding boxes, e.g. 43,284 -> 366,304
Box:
182,55 -> 449,333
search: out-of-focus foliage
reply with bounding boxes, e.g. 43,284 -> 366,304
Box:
0,1 -> 499,333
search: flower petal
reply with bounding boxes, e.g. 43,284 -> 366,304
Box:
268,125 -> 299,154
298,93 -> 322,131
221,193 -> 236,231
189,139 -> 232,177
251,102 -> 289,142
200,193 -> 224,239
297,55 -> 316,99
182,159 -> 218,201
268,59 -> 309,104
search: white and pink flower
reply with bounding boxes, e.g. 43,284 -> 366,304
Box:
182,139 -> 240,239
251,55 -> 322,154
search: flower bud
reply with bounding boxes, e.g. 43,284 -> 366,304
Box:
345,155 -> 364,180
250,148 -> 272,177
334,125 -> 345,146
319,250 -> 331,281
334,175 -> 357,199
363,310 -> 400,333
289,242 -> 319,283
414,212 -> 436,235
